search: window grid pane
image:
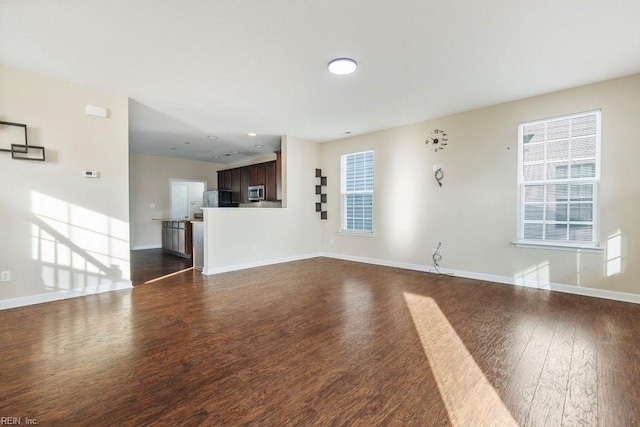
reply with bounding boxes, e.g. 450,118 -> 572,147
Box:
523,182 -> 595,242
343,151 -> 374,232
519,111 -> 599,245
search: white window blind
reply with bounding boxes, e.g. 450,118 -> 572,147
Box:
518,110 -> 600,246
342,150 -> 374,232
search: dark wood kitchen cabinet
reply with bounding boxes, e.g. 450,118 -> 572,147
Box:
217,154 -> 281,202
240,166 -> 250,203
265,160 -> 277,201
217,169 -> 233,191
216,170 -> 223,190
231,168 -> 241,202
161,221 -> 192,259
249,162 -> 266,186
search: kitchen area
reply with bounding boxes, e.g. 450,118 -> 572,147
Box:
131,149 -> 283,285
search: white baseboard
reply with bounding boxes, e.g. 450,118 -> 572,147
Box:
0,280 -> 133,311
131,245 -> 162,250
202,253 -> 323,276
320,252 -> 640,305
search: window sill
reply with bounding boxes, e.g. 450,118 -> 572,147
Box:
512,240 -> 603,253
340,230 -> 375,236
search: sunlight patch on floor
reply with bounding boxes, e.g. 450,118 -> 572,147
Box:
144,267 -> 194,284
404,292 -> 517,426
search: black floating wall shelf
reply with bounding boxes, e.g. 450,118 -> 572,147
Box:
0,121 -> 46,161
315,168 -> 327,220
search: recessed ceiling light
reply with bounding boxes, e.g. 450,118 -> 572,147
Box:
231,150 -> 238,154
247,132 -> 257,137
213,156 -> 220,159
255,144 -> 263,148
328,58 -> 358,75
207,135 -> 217,139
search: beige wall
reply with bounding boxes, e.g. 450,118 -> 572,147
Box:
4,64 -> 636,305
129,153 -> 224,248
321,73 -> 640,296
0,66 -> 130,302
203,136 -> 321,272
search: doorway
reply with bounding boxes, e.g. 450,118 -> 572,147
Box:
170,179 -> 206,219
131,179 -> 207,285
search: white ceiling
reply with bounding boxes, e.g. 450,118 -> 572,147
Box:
1,0 -> 639,163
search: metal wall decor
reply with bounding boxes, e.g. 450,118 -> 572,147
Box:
315,168 -> 327,220
425,128 -> 448,152
0,120 -> 46,161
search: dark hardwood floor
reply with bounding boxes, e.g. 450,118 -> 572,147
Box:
130,248 -> 192,286
1,257 -> 639,425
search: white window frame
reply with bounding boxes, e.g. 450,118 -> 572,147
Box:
515,110 -> 603,252
341,150 -> 374,234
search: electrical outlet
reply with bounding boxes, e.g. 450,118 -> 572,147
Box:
330,238 -> 334,245
251,244 -> 257,252
0,271 -> 10,282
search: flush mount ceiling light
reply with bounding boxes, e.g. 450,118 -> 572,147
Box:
247,132 -> 257,137
328,58 -> 358,75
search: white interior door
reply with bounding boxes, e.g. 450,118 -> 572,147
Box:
171,183 -> 189,219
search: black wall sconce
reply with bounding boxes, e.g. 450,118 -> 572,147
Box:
0,121 -> 46,161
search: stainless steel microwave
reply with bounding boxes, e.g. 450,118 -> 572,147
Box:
248,185 -> 265,201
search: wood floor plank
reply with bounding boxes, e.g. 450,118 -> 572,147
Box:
524,314 -> 575,426
501,313 -> 558,424
562,305 -> 599,426
0,256 -> 639,425
596,297 -> 640,426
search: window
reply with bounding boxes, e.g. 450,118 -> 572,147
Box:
518,110 -> 600,248
342,150 -> 374,233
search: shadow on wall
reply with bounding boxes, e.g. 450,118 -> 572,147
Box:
30,191 -> 130,292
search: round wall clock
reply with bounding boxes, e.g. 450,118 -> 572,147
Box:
425,129 -> 448,152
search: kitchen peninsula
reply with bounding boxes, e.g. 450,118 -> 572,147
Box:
152,219 -> 195,259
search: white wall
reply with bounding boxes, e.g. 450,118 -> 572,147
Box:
203,136 -> 321,273
320,73 -> 640,297
0,66 -> 130,305
129,153 -> 225,249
